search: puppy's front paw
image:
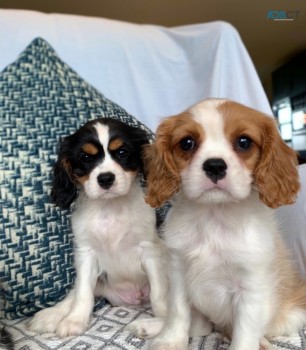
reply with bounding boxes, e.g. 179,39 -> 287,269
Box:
260,338 -> 276,350
27,307 -> 65,334
56,317 -> 88,338
126,318 -> 165,339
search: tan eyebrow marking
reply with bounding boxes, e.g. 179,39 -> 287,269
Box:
82,143 -> 99,155
109,138 -> 124,151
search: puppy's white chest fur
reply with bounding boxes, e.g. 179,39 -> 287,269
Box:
165,194 -> 275,327
72,180 -> 157,306
74,180 -> 153,240
75,197 -> 133,251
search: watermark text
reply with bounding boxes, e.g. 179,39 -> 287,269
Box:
267,10 -> 301,21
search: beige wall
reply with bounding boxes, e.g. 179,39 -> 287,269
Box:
2,0 -> 306,102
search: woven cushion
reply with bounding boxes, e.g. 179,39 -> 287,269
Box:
0,38 -> 154,319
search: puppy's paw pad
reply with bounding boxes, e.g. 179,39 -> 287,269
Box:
126,318 -> 164,339
56,319 -> 87,338
260,338 -> 276,350
126,323 -> 150,338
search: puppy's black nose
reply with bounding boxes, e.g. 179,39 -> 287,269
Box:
203,158 -> 227,184
97,172 -> 115,190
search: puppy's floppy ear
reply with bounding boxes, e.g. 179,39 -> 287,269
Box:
50,140 -> 78,209
129,126 -> 151,172
144,117 -> 181,208
255,117 -> 300,208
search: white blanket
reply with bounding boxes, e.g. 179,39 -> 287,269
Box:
0,9 -> 271,131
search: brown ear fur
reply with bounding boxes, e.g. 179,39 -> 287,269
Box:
255,117 -> 300,208
143,118 -> 181,208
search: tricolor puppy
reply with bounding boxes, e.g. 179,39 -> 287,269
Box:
129,99 -> 305,350
28,118 -> 168,338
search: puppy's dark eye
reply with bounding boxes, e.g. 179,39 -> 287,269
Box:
235,136 -> 253,151
180,137 -> 195,151
81,153 -> 95,163
116,148 -> 129,158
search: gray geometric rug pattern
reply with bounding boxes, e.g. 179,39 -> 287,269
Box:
1,304 -> 306,349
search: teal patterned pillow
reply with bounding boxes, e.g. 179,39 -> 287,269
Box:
0,38 -> 154,319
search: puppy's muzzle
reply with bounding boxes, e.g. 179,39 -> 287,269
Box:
203,158 -> 227,184
97,172 -> 115,190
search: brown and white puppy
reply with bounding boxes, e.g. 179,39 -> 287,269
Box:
28,118 -> 168,338
128,99 -> 305,350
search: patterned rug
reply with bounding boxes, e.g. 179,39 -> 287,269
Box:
1,304 -> 306,349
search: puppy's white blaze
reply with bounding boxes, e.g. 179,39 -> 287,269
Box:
94,122 -> 110,150
190,99 -> 228,152
182,100 -> 253,203
93,122 -> 113,169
